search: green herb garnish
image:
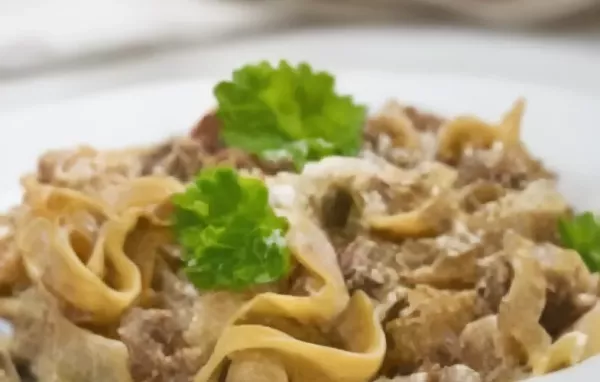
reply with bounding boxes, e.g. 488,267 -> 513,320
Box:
558,212 -> 600,272
214,60 -> 366,169
172,167 -> 290,290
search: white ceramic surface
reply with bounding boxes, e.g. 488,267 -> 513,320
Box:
0,70 -> 599,380
3,26 -> 600,112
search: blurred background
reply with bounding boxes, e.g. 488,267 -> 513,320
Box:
1,0 -> 600,111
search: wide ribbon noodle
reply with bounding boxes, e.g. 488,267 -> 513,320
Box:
15,175 -> 183,323
437,98 -> 524,163
194,213 -> 386,382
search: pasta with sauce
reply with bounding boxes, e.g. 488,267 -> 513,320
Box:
0,62 -> 599,382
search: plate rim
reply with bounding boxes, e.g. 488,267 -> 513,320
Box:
4,25 -> 600,113
1,67 -> 599,121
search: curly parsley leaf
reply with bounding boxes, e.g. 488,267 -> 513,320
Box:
172,167 -> 290,290
214,60 -> 366,169
558,212 -> 600,272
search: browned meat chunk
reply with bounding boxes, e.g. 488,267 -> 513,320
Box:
118,308 -> 202,382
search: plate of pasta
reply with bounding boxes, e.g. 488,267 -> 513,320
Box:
0,61 -> 599,382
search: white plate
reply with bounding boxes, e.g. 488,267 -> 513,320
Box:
3,26 -> 600,111
1,70 -> 599,380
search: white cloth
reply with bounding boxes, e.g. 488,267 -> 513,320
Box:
291,0 -> 600,26
0,0 -> 294,72
1,0 -> 600,74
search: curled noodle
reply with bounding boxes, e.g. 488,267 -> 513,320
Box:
498,232 -> 551,367
15,176 -> 182,323
437,98 -> 525,163
194,214 -> 386,382
368,163 -> 458,238
368,101 -> 421,150
368,192 -> 456,238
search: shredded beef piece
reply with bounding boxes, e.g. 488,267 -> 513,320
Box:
210,147 -> 257,169
338,236 -> 403,297
37,111 -> 291,186
189,111 -> 294,175
456,145 -> 553,190
14,360 -> 35,382
118,308 -> 202,382
539,279 -> 596,338
190,112 -> 222,154
141,112 -> 291,181
476,255 -> 513,314
339,236 -> 384,293
540,287 -> 580,338
459,315 -> 506,380
140,138 -> 260,182
140,138 -> 208,182
320,187 -> 356,230
226,351 -> 288,382
416,364 -> 481,382
403,106 -> 445,133
384,288 -> 478,375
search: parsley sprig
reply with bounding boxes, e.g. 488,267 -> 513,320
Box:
214,60 -> 366,169
559,212 -> 600,272
172,167 -> 290,290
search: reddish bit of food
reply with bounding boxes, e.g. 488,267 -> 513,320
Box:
190,111 -> 222,154
118,308 -> 202,382
403,106 -> 445,133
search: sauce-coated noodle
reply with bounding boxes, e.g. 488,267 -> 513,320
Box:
194,214 -> 385,382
